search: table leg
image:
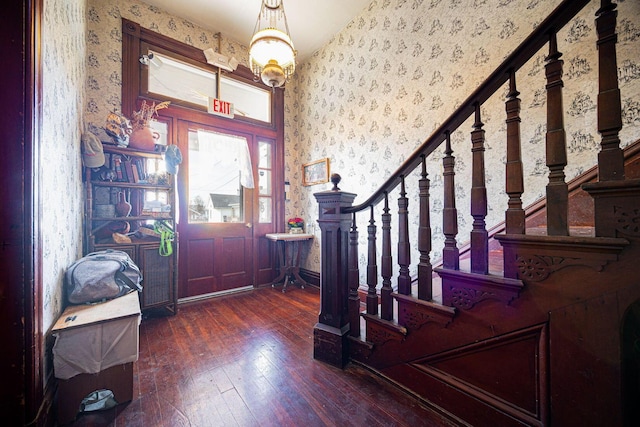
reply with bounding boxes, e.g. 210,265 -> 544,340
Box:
282,240 -> 307,292
271,240 -> 287,289
270,238 -> 310,293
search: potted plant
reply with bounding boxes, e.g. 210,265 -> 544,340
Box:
287,217 -> 304,234
128,100 -> 170,150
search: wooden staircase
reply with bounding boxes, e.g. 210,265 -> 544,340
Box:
350,143 -> 639,426
312,1 -> 640,426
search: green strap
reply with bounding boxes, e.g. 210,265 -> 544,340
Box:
159,229 -> 172,256
155,221 -> 174,257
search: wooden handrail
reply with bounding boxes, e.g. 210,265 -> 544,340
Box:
344,0 -> 590,214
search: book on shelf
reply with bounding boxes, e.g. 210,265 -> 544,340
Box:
131,164 -> 140,183
112,155 -> 124,181
123,160 -> 136,183
134,158 -> 145,182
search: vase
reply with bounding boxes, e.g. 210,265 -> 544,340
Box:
289,225 -> 304,234
115,191 -> 132,217
128,126 -> 159,151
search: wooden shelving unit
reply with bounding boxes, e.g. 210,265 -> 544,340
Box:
84,145 -> 177,314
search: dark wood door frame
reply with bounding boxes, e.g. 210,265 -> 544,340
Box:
120,19 -> 287,295
2,0 -> 44,425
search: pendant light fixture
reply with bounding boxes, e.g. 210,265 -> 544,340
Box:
249,0 -> 296,88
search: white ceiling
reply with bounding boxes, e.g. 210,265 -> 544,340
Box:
139,0 -> 371,62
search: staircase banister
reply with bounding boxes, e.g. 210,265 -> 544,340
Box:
345,0 -> 591,215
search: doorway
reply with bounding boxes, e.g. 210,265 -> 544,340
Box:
120,19 -> 286,301
177,123 -> 257,300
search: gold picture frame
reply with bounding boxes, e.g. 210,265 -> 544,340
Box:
302,158 -> 330,186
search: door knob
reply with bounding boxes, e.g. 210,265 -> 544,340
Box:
245,223 -> 252,228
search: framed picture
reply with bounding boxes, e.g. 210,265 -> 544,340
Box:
302,158 -> 330,186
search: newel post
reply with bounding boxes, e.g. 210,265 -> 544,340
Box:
313,174 -> 357,368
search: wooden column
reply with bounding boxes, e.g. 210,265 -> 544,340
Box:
595,0 -> 624,181
313,175 -> 357,368
366,206 -> 378,315
397,176 -> 412,295
418,155 -> 433,301
442,131 -> 460,270
470,104 -> 489,275
505,71 -> 525,235
545,32 -> 569,236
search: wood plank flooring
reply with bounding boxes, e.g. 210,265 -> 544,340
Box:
62,286 -> 457,427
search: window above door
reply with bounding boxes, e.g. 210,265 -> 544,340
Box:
121,18 -> 280,129
145,50 -> 272,123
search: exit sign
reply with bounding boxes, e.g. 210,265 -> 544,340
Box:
207,97 -> 234,118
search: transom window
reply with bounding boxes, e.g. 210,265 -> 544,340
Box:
145,50 -> 271,123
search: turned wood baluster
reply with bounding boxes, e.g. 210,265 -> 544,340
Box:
505,71 -> 525,235
380,193 -> 393,321
418,155 -> 433,301
348,213 -> 360,337
366,206 -> 378,315
596,0 -> 624,181
545,32 -> 569,236
397,176 -> 412,295
470,103 -> 489,275
442,131 -> 460,270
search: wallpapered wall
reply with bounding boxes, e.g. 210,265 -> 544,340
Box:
84,0 -> 249,140
81,0 -> 639,288
42,0 -> 86,333
286,0 -> 640,276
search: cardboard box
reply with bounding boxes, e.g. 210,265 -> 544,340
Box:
52,292 -> 140,423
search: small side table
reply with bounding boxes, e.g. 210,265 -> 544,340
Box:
266,233 -> 313,292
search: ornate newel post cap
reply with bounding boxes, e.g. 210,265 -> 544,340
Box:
330,173 -> 341,191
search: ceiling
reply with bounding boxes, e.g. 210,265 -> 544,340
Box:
139,0 -> 371,62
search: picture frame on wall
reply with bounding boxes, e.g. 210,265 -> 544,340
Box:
302,158 -> 330,186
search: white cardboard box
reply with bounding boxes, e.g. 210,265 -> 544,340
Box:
52,292 -> 141,380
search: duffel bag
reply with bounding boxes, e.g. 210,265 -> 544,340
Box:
65,250 -> 142,304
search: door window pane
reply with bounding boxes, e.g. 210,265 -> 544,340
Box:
258,140 -> 272,168
257,140 -> 273,223
258,197 -> 272,223
188,130 -> 252,223
148,119 -> 169,146
258,170 -> 271,196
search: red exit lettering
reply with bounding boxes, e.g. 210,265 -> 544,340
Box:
208,98 -> 234,118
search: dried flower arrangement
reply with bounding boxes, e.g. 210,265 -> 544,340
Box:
130,100 -> 171,130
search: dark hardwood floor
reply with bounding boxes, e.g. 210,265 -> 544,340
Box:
61,285 -> 457,427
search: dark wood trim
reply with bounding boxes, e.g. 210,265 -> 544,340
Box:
121,18 -> 277,131
27,0 -> 45,422
121,19 -> 141,119
2,0 -> 45,425
299,268 -> 320,288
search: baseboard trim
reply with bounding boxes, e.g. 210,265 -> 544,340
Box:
178,285 -> 254,305
299,268 -> 320,288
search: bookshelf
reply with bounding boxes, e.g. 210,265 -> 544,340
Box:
84,145 -> 177,314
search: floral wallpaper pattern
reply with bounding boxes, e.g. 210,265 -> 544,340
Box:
42,0 -> 86,333
285,0 -> 640,277
81,0 -> 639,289
84,0 -> 249,140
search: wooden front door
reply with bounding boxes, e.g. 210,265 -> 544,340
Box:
177,121 -> 256,299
